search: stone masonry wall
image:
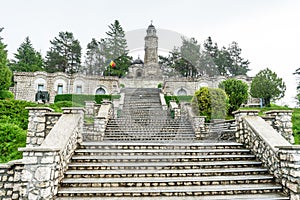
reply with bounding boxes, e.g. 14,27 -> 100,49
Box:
19,107 -> 84,199
234,110 -> 300,199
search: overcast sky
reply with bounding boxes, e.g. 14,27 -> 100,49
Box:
1,0 -> 300,107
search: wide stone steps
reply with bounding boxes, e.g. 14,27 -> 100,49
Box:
64,167 -> 269,179
56,193 -> 289,200
57,184 -> 283,197
61,175 -> 274,187
67,160 -> 263,170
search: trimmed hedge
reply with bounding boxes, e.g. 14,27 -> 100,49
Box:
164,96 -> 179,107
54,94 -> 113,105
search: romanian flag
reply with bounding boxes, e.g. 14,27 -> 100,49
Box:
110,60 -> 116,68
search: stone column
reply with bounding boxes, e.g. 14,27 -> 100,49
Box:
192,116 -> 206,139
26,107 -> 54,147
233,110 -> 259,143
20,149 -> 60,200
277,146 -> 300,200
265,110 -> 294,144
84,101 -> 96,118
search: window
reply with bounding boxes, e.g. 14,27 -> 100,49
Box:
96,87 -> 106,94
38,84 -> 44,91
177,88 -> 187,96
57,85 -> 63,94
76,85 -> 82,94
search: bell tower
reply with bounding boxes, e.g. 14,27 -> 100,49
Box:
144,22 -> 158,65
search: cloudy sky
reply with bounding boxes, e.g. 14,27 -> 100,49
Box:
1,0 -> 300,107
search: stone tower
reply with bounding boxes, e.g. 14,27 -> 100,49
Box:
144,23 -> 158,65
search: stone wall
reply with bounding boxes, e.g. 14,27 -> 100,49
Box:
265,110 -> 294,144
12,72 -> 120,103
19,107 -> 84,199
234,110 -> 299,199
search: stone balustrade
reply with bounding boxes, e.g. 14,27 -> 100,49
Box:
92,101 -> 113,141
234,110 -> 300,199
265,110 -> 294,144
160,93 -> 167,110
169,100 -> 181,120
18,107 -> 84,199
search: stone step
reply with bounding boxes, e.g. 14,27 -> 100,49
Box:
64,167 -> 268,178
57,183 -> 283,197
61,175 -> 274,187
68,160 -> 263,170
75,148 -> 251,154
56,193 -> 289,200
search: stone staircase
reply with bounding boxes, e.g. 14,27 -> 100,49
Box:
104,88 -> 195,141
56,88 -> 289,199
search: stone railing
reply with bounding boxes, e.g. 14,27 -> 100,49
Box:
169,100 -> 180,120
87,101 -> 113,141
18,107 -> 84,199
234,110 -> 300,199
264,110 -> 294,144
0,160 -> 23,199
160,93 -> 168,110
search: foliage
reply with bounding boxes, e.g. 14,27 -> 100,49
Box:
0,28 -> 12,91
157,83 -> 162,88
54,94 -> 113,105
82,38 -> 107,75
250,68 -> 286,107
103,54 -> 132,77
0,122 -> 26,163
48,101 -> 82,112
0,90 -> 14,100
160,36 -> 250,78
164,96 -> 179,106
45,31 -> 82,74
292,108 -> 300,144
192,87 -> 228,121
293,68 -> 300,106
219,79 -> 249,115
10,37 -> 44,72
177,95 -> 193,102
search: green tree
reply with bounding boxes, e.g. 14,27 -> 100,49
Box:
0,28 -> 12,91
103,54 -> 132,77
192,87 -> 228,121
250,68 -> 286,107
105,20 -> 128,61
227,41 -> 250,76
45,31 -> 81,74
10,37 -> 44,72
219,78 -> 249,114
294,68 -> 300,105
82,38 -> 106,75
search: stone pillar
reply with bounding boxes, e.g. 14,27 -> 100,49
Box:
20,149 -> 60,200
26,107 -> 54,147
84,101 -> 96,118
233,110 -> 259,143
265,110 -> 294,144
277,146 -> 300,200
192,116 -> 206,139
94,101 -> 112,141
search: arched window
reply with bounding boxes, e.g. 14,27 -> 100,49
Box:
177,88 -> 187,96
96,87 -> 106,94
136,70 -> 143,78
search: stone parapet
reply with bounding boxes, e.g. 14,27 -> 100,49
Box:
277,145 -> 300,200
265,110 -> 294,144
234,110 -> 299,199
25,107 -> 54,147
93,101 -> 113,141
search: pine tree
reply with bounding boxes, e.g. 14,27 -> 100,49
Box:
45,31 -> 81,74
10,37 -> 44,72
105,20 -> 128,60
0,28 -> 12,91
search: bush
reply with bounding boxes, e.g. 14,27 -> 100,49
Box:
0,90 -> 14,100
0,122 -> 26,163
192,87 -> 228,121
54,94 -> 113,105
48,101 -> 83,112
219,79 -> 248,115
164,96 -> 179,106
157,83 -> 162,88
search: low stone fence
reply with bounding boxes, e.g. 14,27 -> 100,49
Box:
234,110 -> 300,199
0,107 -> 84,200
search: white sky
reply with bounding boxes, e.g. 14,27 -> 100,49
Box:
1,0 -> 300,107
